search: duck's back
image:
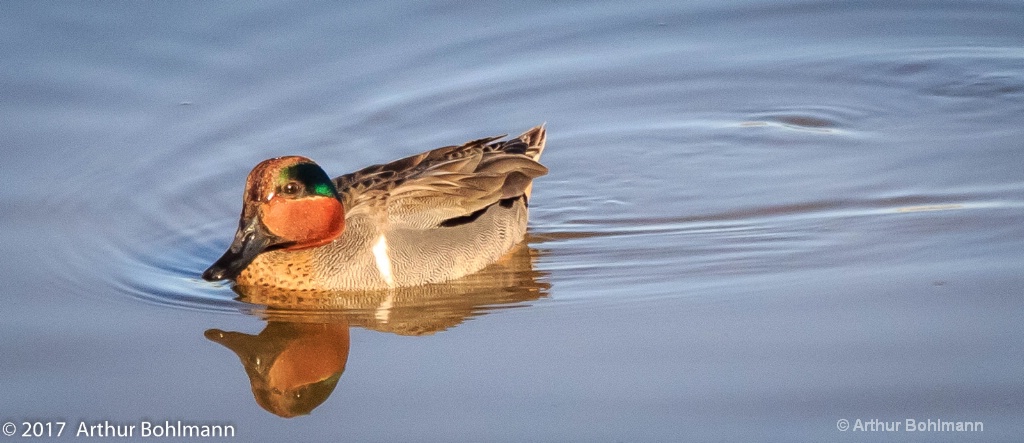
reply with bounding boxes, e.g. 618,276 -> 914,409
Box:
312,125 -> 548,290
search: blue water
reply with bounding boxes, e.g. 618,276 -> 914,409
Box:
2,1 -> 1023,440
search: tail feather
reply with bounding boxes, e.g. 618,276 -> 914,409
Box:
515,124 -> 547,200
517,124 -> 546,162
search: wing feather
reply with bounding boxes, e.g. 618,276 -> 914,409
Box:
334,125 -> 548,229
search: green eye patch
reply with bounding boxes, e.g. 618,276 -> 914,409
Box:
280,163 -> 337,198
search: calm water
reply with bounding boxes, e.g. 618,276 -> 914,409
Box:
2,0 -> 1023,441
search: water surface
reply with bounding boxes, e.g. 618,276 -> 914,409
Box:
2,0 -> 1023,441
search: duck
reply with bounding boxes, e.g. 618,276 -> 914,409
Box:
202,125 -> 548,291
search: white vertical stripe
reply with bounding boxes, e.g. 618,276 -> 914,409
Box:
375,293 -> 395,323
371,234 -> 395,287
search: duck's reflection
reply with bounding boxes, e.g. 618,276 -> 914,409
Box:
206,243 -> 549,417
205,321 -> 349,418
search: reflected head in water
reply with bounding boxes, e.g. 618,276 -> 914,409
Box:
206,320 -> 349,418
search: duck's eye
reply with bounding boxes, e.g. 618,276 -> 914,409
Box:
282,181 -> 303,196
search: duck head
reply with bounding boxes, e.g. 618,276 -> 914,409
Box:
202,156 -> 344,281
